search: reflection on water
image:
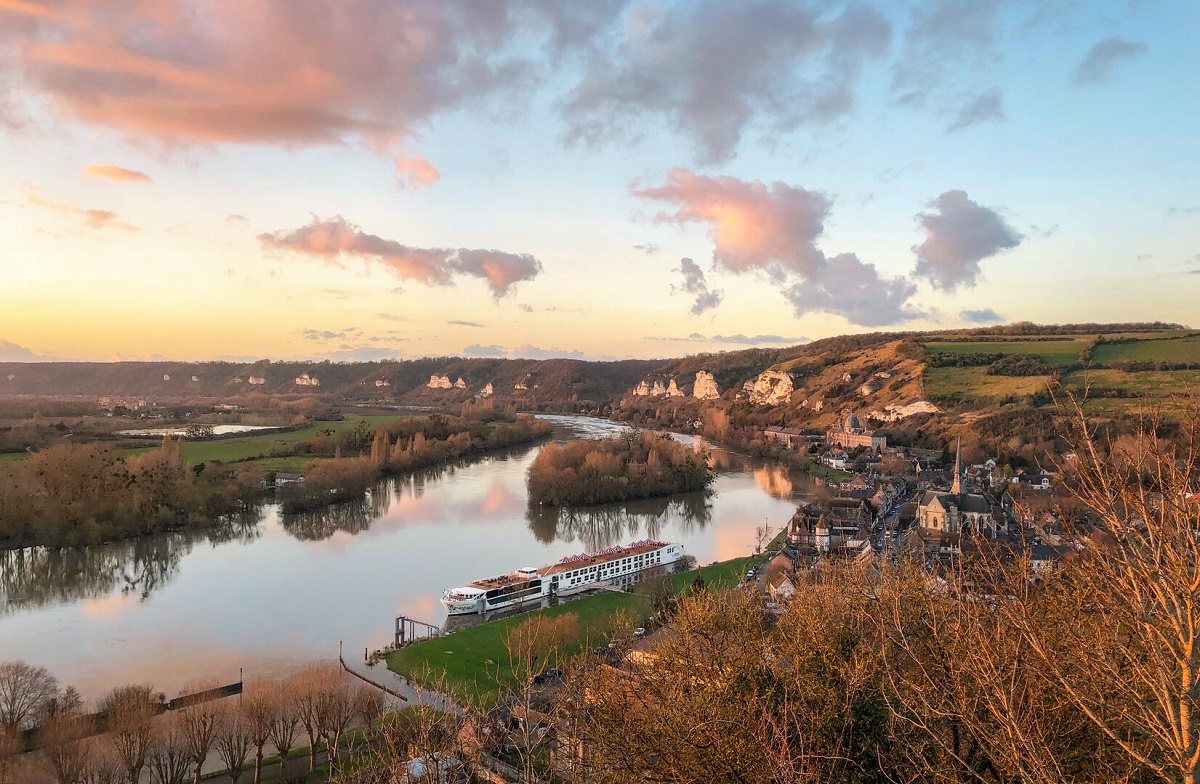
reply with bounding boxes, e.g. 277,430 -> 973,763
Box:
0,415 -> 808,702
0,511 -> 262,613
526,492 -> 713,552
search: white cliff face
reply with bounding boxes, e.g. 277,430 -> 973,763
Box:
428,375 -> 452,389
693,371 -> 721,400
667,379 -> 684,397
454,377 -> 467,389
481,382 -> 494,397
374,379 -> 391,387
248,376 -> 266,385
748,370 -> 794,405
634,380 -> 650,396
870,401 -> 940,422
650,380 -> 667,396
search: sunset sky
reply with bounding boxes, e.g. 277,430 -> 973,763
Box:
1,0 -> 1196,363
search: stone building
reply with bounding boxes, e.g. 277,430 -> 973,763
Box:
825,413 -> 887,451
917,442 -> 995,536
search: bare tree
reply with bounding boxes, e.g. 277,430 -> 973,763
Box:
239,681 -> 277,784
501,613 -> 579,784
100,685 -> 157,784
81,737 -> 124,784
212,704 -> 252,784
146,713 -> 190,784
176,682 -> 221,784
357,688 -> 385,738
288,665 -> 327,774
999,404 -> 1200,784
267,681 -> 299,780
0,723 -> 23,784
39,707 -> 93,784
0,661 -> 60,730
317,670 -> 361,777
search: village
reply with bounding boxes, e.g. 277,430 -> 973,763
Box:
754,412 -> 1072,604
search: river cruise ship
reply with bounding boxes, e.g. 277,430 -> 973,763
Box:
440,540 -> 685,616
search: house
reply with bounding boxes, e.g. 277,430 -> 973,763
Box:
274,472 -> 305,487
763,426 -> 820,450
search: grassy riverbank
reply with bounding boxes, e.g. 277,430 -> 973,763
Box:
386,557 -> 749,706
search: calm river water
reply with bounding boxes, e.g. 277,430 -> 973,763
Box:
0,416 -> 808,701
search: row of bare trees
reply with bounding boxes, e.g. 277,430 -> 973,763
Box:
1,662 -> 387,784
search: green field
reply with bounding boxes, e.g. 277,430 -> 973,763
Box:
1061,369 -> 1200,413
923,366 -> 1054,402
0,414 -> 410,472
924,340 -> 1087,365
1091,335 -> 1200,364
387,557 -> 749,706
178,415 -> 406,466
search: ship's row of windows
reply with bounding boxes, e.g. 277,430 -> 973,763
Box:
558,550 -> 665,587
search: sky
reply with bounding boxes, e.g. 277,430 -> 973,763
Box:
0,0 -> 1196,363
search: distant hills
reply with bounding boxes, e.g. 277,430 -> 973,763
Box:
2,323 -> 1195,425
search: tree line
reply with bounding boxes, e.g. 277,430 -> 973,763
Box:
0,438 -> 264,549
0,660 -> 386,784
526,431 -> 713,506
279,413 -> 552,513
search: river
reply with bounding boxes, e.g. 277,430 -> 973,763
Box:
0,416 -> 810,701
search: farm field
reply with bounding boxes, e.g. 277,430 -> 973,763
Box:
177,414 -> 406,466
0,414 -> 409,471
1090,335 -> 1200,364
923,366 -> 1054,402
924,340 -> 1087,365
1060,369 -> 1200,412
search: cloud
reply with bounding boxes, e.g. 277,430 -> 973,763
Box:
705,334 -> 808,346
396,156 -> 440,189
307,345 -> 406,362
1073,37 -> 1147,86
1166,206 -> 1200,217
946,88 -> 1004,132
82,164 -> 152,183
634,243 -> 661,255
0,340 -> 62,362
259,216 -> 541,297
0,2 -> 568,163
561,0 -> 890,162
462,343 -> 588,360
892,0 -> 1008,107
673,257 -> 724,316
912,190 -> 1023,291
447,320 -> 484,328
784,252 -> 920,327
517,303 -> 534,313
960,308 -> 1005,324
462,344 -> 507,358
635,169 -> 919,325
26,188 -> 135,230
225,214 -> 248,224
300,328 -> 362,342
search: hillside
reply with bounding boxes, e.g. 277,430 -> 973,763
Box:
2,323 -> 1193,430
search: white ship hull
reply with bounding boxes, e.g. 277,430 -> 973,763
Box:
440,541 -> 684,617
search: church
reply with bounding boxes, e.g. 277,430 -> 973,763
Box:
917,441 -> 995,536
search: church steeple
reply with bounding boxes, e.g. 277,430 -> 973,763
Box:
951,438 -> 962,495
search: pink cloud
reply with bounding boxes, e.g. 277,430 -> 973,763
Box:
26,188 -> 136,231
634,169 -> 919,326
82,163 -> 152,183
396,156 -> 439,188
634,167 -> 830,279
0,0 -> 542,164
259,215 -> 541,297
